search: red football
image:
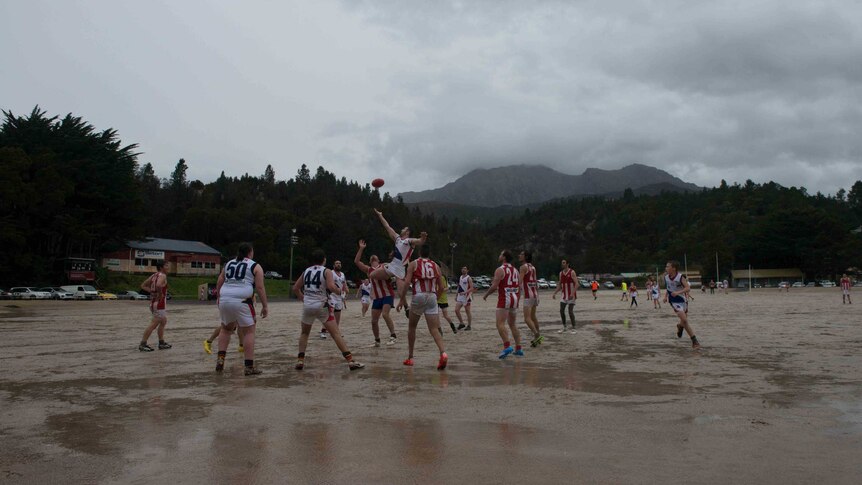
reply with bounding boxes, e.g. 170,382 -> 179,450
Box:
371,178 -> 385,188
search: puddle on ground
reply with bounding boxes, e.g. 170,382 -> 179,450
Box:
45,397 -> 212,455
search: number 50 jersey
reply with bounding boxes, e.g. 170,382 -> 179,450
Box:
220,258 -> 258,302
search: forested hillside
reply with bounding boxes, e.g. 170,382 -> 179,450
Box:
2,107 -> 859,286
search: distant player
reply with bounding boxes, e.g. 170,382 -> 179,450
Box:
455,266 -> 475,331
664,260 -> 700,350
355,240 -> 398,347
629,283 -> 638,308
397,245 -> 448,369
483,250 -> 524,359
620,280 -> 628,301
590,280 -> 599,300
651,277 -> 661,309
138,261 -> 171,351
321,260 -> 348,339
519,250 -> 543,347
368,209 -> 426,298
552,259 -> 577,334
292,249 -> 364,370
436,268 -> 458,334
841,274 -> 852,304
357,278 -> 372,317
213,242 -> 268,375
723,279 -> 729,295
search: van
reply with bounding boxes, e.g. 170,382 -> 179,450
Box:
61,285 -> 99,300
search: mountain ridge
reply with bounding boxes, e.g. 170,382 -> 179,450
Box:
398,163 -> 700,207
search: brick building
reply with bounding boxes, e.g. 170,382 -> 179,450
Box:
101,238 -> 222,277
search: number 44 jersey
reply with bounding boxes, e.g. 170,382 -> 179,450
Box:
220,258 -> 258,302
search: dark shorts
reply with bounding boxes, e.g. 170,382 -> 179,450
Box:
372,295 -> 394,310
438,302 -> 449,309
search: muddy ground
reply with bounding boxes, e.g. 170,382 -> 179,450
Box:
0,288 -> 859,484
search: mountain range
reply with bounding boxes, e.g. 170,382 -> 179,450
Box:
398,163 -> 700,207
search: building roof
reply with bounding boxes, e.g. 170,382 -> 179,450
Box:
127,238 -> 221,255
731,268 -> 803,279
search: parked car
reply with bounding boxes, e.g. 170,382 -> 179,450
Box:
264,271 -> 283,279
791,282 -> 804,288
778,281 -> 790,289
10,287 -> 52,299
819,280 -> 836,288
346,280 -> 357,289
448,282 -> 458,291
98,291 -> 118,300
805,282 -> 816,287
603,281 -> 615,289
60,285 -> 100,300
578,279 -> 590,289
548,281 -> 557,289
0,288 -> 10,299
537,279 -> 550,289
40,287 -> 75,300
116,290 -> 149,300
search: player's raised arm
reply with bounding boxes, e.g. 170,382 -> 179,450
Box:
408,231 -> 428,247
253,263 -> 269,319
354,240 -> 371,273
374,209 -> 399,240
484,266 -> 504,300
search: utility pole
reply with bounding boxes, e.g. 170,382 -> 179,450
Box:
450,242 -> 457,282
715,252 -> 719,282
289,228 -> 298,286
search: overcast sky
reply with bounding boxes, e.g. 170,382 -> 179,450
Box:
3,0 -> 861,195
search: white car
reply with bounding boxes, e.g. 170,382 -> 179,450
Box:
791,282 -> 805,288
548,281 -> 557,289
40,287 -> 75,300
819,281 -> 836,288
10,287 -> 52,299
60,285 -> 100,300
116,290 -> 149,300
537,278 -> 550,289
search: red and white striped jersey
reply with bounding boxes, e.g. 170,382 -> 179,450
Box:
497,263 -> 520,309
368,265 -> 395,299
559,268 -> 577,300
411,258 -> 440,294
841,277 -> 851,291
521,263 -> 538,299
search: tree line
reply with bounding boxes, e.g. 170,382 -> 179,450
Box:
2,107 -> 860,286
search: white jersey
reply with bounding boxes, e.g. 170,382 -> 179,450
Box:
330,271 -> 346,305
390,236 -> 413,266
458,275 -> 472,296
301,265 -> 329,309
219,257 -> 257,302
665,272 -> 687,304
360,281 -> 372,297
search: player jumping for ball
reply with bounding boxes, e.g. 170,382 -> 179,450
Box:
368,209 -> 426,301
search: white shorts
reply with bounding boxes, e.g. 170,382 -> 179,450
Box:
410,292 -> 439,315
843,289 -> 850,296
361,295 -> 370,304
219,300 -> 256,327
384,262 -> 406,279
671,301 -> 688,313
559,299 -> 575,305
455,294 -> 472,306
301,304 -> 334,325
150,308 -> 166,319
331,299 -> 344,311
523,297 -> 538,308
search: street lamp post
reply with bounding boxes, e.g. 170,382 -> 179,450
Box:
289,228 -> 298,286
450,242 -> 457,282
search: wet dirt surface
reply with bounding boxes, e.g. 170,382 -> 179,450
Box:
0,289 -> 860,483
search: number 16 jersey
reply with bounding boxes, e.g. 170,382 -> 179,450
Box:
220,258 -> 258,302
